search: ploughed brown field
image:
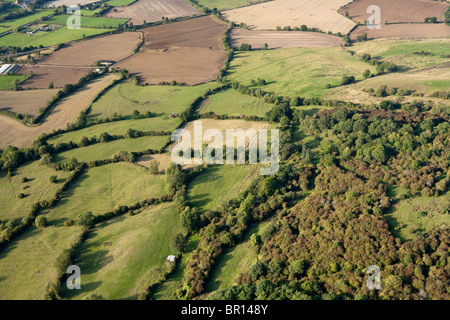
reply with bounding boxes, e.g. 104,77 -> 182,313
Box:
229,28 -> 343,49
340,0 -> 450,24
18,32 -> 142,89
0,89 -> 59,116
105,0 -> 200,25
0,74 -> 119,149
115,16 -> 228,85
351,24 -> 450,40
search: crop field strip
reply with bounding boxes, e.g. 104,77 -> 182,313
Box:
0,89 -> 59,116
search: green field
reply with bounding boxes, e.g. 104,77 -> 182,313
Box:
198,88 -> 273,117
53,135 -> 170,163
0,26 -> 108,48
385,193 -> 450,242
206,221 -> 270,293
45,15 -> 129,29
0,75 -> 26,90
80,8 -> 102,17
0,10 -> 53,29
187,164 -> 259,212
105,0 -> 136,6
0,225 -> 84,300
228,47 -> 376,98
63,203 -> 181,300
89,81 -> 222,120
193,0 -> 269,10
47,116 -> 182,145
40,162 -> 168,224
0,161 -> 70,221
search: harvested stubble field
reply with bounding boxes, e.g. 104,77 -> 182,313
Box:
0,89 -> 59,116
141,15 -> 228,50
105,0 -> 200,25
350,24 -> 450,40
38,32 -> 142,66
18,65 -> 96,89
0,74 -> 120,149
340,0 -> 450,24
138,153 -> 197,171
115,16 -> 228,85
229,28 -> 343,49
222,0 -> 356,34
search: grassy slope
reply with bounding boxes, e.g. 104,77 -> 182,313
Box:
187,164 -> 259,212
198,88 -> 273,117
0,10 -> 53,29
63,203 -> 182,300
53,135 -> 170,163
45,15 -> 129,28
385,192 -> 450,242
0,26 -> 108,47
47,116 -> 181,145
40,162 -> 167,224
228,47 -> 376,98
88,81 -> 222,120
0,160 -> 70,221
0,226 -> 84,300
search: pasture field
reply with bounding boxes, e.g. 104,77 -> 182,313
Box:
47,116 -> 182,145
53,135 -> 170,163
105,0 -> 136,6
18,65 -> 95,89
115,47 -> 227,85
88,80 -> 221,119
228,47 -> 377,98
0,27 -> 108,48
0,160 -> 71,221
105,0 -> 200,25
206,221 -> 270,293
37,32 -> 142,66
187,164 -> 260,212
229,28 -> 343,49
222,0 -> 356,34
40,162 -> 168,224
141,15 -> 228,50
0,89 -> 59,116
0,75 -> 26,90
80,9 -> 102,17
193,0 -> 270,11
0,226 -> 84,300
0,74 -> 120,149
45,15 -> 129,29
350,24 -> 450,41
198,88 -> 273,117
351,38 -> 450,70
0,10 -> 53,29
385,193 -> 450,242
63,203 -> 181,300
340,0 -> 450,24
45,0 -> 99,6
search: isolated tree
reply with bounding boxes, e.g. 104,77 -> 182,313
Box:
35,216 -> 48,228
171,233 -> 188,253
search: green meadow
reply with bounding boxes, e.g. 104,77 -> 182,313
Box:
88,81 -> 222,120
0,226 -> 84,300
63,203 -> 181,300
45,15 -> 129,29
228,47 -> 376,98
187,164 -> 260,212
40,162 -> 168,224
0,161 -> 70,221
0,10 -> 53,29
198,88 -> 273,117
105,0 -> 136,6
0,75 -> 26,90
53,135 -> 170,163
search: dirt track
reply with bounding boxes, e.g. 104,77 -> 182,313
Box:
229,28 -> 343,49
351,24 -> 450,40
340,0 -> 450,24
0,74 -> 119,148
105,0 -> 200,25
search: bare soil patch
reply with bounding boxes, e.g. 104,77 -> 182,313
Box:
340,0 -> 450,24
222,0 -> 356,34
351,24 -> 450,40
229,28 -> 343,49
105,0 -> 200,25
0,89 -> 59,116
